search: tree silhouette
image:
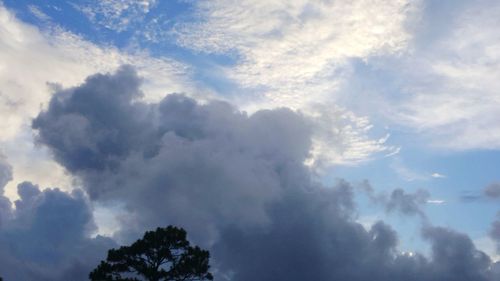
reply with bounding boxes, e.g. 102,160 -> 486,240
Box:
89,226 -> 213,281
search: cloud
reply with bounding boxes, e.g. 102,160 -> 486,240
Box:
175,0 -> 415,89
431,172 -> 446,178
33,65 -> 313,241
490,217 -> 500,251
32,67 -> 500,280
387,0 -> 500,150
304,106 -> 397,167
74,0 -> 158,32
0,153 -> 12,193
427,199 -> 445,204
0,3 -> 198,198
460,192 -> 483,202
484,183 -> 500,199
173,0 -> 412,165
391,158 -> 429,182
460,182 -> 500,203
0,154 -> 12,226
28,5 -> 51,21
0,180 -> 114,281
422,226 -> 494,281
385,188 -> 429,217
357,181 -> 433,217
390,159 -> 446,182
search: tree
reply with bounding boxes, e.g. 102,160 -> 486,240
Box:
89,226 -> 213,281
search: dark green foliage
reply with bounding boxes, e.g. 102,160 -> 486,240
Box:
89,226 -> 213,281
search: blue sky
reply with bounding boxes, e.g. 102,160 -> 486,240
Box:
1,0 -> 500,274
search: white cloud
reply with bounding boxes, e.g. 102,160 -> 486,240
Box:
28,5 -> 51,21
391,158 -> 428,182
305,104 -> 397,167
426,199 -> 445,204
390,160 -> 447,182
0,4 -> 194,198
174,0 -> 417,165
474,236 -> 500,262
431,172 -> 446,179
391,0 -> 500,150
74,0 -> 158,32
176,0 -> 416,100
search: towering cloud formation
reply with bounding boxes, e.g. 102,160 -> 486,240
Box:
33,66 -> 313,242
29,67 -> 500,280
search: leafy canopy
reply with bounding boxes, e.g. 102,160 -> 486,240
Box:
89,226 -> 213,281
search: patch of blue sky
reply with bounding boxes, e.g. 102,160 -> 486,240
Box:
3,1 -> 100,39
2,0 -> 242,99
327,145 -> 500,245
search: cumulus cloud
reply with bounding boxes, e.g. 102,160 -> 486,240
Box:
31,67 -> 500,280
0,146 -> 109,281
0,3 -> 198,198
0,180 -> 114,281
422,226 -> 495,281
33,65 -> 313,242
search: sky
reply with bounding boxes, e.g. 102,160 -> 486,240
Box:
1,0 -> 500,280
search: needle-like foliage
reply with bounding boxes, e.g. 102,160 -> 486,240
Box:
89,226 -> 213,281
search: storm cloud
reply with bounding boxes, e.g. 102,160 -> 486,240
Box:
485,182 -> 500,199
0,139 -> 112,280
29,66 -> 500,280
0,180 -> 114,280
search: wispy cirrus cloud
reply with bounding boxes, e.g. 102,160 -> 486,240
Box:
73,0 -> 158,32
175,0 -> 416,102
391,0 -> 500,150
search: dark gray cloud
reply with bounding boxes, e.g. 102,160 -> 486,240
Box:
33,65 -> 313,243
422,226 -> 493,281
30,66 -> 500,280
357,181 -> 430,218
490,213 -> 500,253
460,191 -> 483,202
484,182 -> 500,199
0,180 -> 114,281
385,188 -> 430,218
0,155 -> 12,227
